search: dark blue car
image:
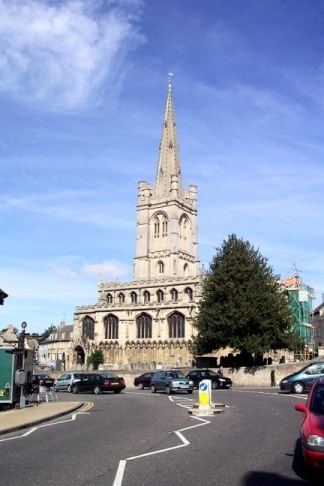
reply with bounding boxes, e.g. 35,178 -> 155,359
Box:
280,361 -> 324,394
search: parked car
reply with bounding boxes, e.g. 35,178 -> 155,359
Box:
134,372 -> 154,390
280,362 -> 324,394
186,368 -> 232,390
150,370 -> 194,394
295,377 -> 324,468
72,373 -> 126,395
53,372 -> 83,392
31,374 -> 55,392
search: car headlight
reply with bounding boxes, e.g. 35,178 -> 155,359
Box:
281,380 -> 288,384
189,380 -> 194,385
306,435 -> 324,450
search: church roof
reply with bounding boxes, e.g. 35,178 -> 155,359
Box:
154,78 -> 184,197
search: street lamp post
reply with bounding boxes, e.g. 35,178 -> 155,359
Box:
18,321 -> 27,409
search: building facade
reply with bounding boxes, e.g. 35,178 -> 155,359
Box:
72,81 -> 202,370
38,322 -> 74,370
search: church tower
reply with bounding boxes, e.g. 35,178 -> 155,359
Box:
134,79 -> 199,280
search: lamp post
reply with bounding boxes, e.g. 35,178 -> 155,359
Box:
18,321 -> 27,408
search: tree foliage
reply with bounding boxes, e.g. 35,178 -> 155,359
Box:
40,324 -> 57,342
194,234 -> 303,356
87,350 -> 104,370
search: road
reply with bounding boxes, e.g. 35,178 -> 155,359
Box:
0,388 -> 322,485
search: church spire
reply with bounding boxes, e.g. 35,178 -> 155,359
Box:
154,75 -> 183,197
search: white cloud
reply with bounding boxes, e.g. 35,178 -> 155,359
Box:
52,267 -> 78,279
81,260 -> 130,280
0,0 -> 144,110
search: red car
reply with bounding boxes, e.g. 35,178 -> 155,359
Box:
295,377 -> 324,468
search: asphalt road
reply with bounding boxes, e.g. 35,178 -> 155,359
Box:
0,388 -> 322,485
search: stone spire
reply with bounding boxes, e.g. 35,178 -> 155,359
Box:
154,76 -> 183,197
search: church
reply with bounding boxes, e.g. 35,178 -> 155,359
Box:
72,80 -> 202,370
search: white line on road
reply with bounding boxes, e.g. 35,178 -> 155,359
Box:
112,406 -> 210,486
231,389 -> 307,400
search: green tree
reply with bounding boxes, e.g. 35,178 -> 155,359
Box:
39,324 -> 57,342
87,350 -> 104,370
194,234 -> 303,357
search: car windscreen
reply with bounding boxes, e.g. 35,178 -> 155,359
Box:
310,385 -> 324,414
100,373 -> 118,379
166,371 -> 184,378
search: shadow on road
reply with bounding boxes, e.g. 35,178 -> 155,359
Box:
243,439 -> 323,485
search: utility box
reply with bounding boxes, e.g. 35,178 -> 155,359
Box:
0,347 -> 33,405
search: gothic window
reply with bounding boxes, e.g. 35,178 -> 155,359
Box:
118,292 -> 125,304
184,263 -> 189,276
82,316 -> 95,340
107,293 -> 113,304
104,314 -> 118,340
154,220 -> 160,238
131,291 -> 138,304
157,260 -> 164,274
136,313 -> 152,339
157,289 -> 164,303
168,312 -> 185,339
170,288 -> 178,302
144,291 -> 150,304
152,213 -> 168,239
185,287 -> 193,302
162,219 -> 168,237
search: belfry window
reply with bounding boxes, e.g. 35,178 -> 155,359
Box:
157,289 -> 164,303
82,316 -> 95,340
136,313 -> 152,339
152,213 -> 168,238
104,314 -> 118,340
168,312 -> 185,339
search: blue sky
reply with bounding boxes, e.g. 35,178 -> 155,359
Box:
1,0 -> 323,333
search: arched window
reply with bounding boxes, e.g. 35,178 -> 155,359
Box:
107,293 -> 113,304
185,287 -> 193,302
170,288 -> 178,302
168,312 -> 185,338
143,291 -> 150,304
152,213 -> 168,238
157,289 -> 164,303
136,313 -> 152,339
131,291 -> 138,304
157,260 -> 164,274
82,316 -> 95,340
104,314 -> 118,340
118,292 -> 125,304
183,263 -> 189,276
162,219 -> 168,237
154,219 -> 160,238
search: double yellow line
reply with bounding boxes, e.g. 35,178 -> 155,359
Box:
79,401 -> 94,414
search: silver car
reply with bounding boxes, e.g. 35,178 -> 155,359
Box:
151,370 -> 194,394
53,372 -> 82,392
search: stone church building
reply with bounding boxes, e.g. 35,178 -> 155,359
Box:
72,81 -> 202,370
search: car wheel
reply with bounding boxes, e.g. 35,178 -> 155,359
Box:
188,390 -> 193,394
151,385 -> 156,393
166,386 -> 173,395
72,385 -> 79,394
138,383 -> 144,390
67,385 -> 72,393
292,382 -> 305,394
94,386 -> 101,395
114,390 -> 121,394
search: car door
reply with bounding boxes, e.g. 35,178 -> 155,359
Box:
143,373 -> 153,387
157,371 -> 167,390
303,364 -> 324,390
56,374 -> 67,390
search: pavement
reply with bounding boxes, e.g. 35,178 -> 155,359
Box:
0,400 -> 83,435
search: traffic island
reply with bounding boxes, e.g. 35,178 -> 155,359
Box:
188,379 -> 226,416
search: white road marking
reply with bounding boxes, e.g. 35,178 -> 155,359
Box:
0,403 -> 93,443
112,402 -> 210,486
231,389 -> 307,400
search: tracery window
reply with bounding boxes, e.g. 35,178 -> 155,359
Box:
157,289 -> 164,303
131,291 -> 138,304
168,312 -> 185,339
152,213 -> 168,238
82,316 -> 95,340
136,313 -> 152,339
170,288 -> 178,302
185,287 -> 193,302
104,314 -> 118,340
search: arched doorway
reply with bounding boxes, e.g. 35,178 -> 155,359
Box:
74,345 -> 85,365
